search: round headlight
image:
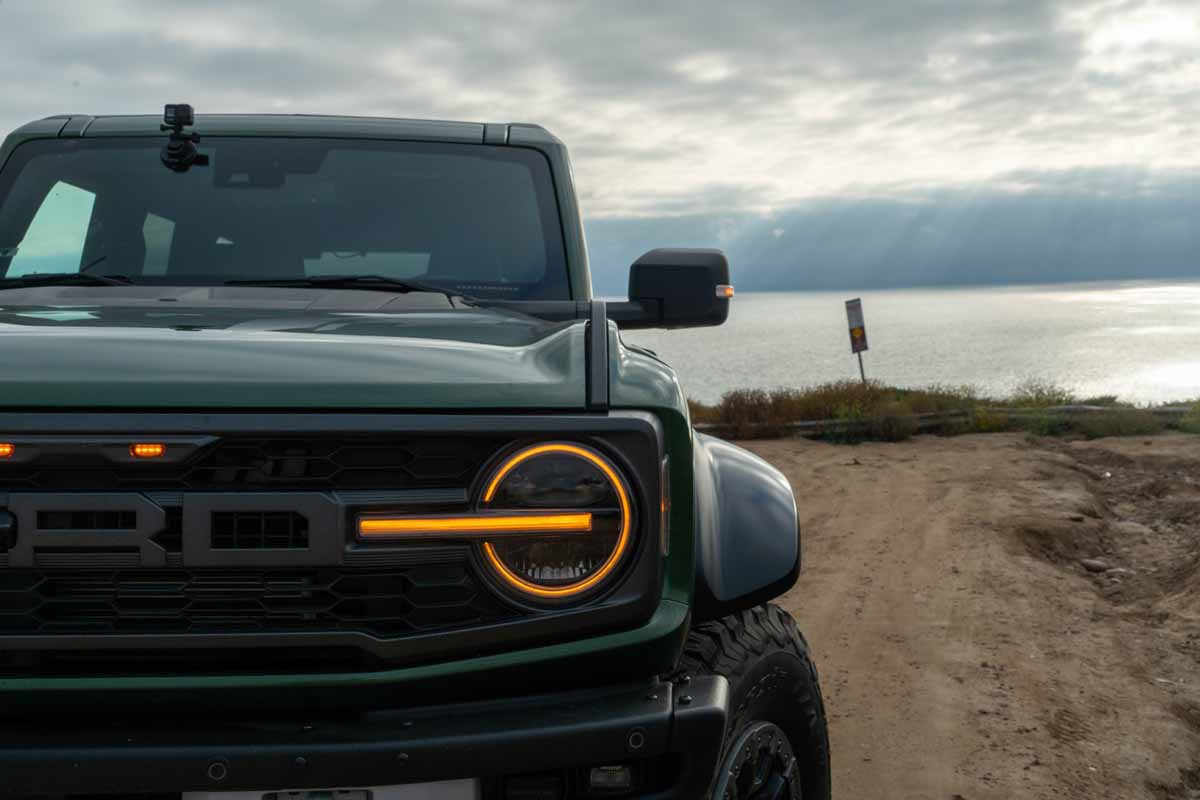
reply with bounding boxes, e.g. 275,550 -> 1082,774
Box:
479,442 -> 634,602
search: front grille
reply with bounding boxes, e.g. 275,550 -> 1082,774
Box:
37,510 -> 138,530
211,511 -> 308,549
0,565 -> 514,637
0,435 -> 501,490
0,432 -> 528,676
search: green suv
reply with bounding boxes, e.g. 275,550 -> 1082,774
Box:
0,107 -> 830,800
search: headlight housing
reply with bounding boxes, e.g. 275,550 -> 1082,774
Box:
478,442 -> 635,604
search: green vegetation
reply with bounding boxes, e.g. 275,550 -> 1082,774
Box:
1077,394 -> 1121,407
688,380 -> 1197,443
1007,378 -> 1076,408
1074,408 -> 1163,439
1020,412 -> 1071,438
1178,404 -> 1200,435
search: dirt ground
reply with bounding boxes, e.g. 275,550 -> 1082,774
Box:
744,432 -> 1200,800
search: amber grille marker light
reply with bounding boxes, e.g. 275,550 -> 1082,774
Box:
130,443 -> 166,459
715,284 -> 735,299
0,443 -> 13,458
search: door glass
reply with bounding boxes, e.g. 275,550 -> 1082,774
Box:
6,181 -> 96,277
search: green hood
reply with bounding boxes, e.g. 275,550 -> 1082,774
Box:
0,298 -> 587,409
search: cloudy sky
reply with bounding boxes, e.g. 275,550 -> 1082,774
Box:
3,0 -> 1198,290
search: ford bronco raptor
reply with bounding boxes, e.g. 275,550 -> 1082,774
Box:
0,107 -> 830,799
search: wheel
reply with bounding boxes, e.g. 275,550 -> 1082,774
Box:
677,604 -> 831,800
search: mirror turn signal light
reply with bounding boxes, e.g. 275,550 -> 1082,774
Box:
0,443 -> 13,459
715,284 -> 735,299
130,442 -> 166,459
359,512 -> 594,539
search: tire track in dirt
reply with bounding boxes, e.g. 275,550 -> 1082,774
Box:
745,433 -> 1200,799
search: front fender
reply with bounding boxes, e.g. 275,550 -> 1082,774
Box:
692,433 -> 800,622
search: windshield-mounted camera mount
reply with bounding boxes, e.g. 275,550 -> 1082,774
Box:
160,103 -> 208,172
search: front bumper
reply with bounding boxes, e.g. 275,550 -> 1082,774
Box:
2,675 -> 727,799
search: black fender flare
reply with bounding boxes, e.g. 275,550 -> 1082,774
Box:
692,433 -> 801,622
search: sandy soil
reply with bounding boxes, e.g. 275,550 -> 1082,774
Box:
744,432 -> 1200,800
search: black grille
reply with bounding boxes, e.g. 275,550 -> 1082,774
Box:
211,511 -> 308,549
0,645 -> 385,677
37,510 -> 137,530
0,513 -> 16,553
0,436 -> 500,490
0,565 -> 514,637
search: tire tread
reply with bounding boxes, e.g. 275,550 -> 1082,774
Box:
676,603 -> 831,799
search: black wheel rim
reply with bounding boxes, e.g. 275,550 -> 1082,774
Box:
712,721 -> 801,800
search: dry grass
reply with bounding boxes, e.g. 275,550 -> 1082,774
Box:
689,381 -> 978,426
689,380 -> 1198,442
689,381 -> 978,440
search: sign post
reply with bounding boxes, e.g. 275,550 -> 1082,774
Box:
845,298 -> 868,384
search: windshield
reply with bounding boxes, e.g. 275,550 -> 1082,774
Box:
0,137 -> 570,300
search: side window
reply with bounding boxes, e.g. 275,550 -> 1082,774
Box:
6,181 -> 96,277
142,213 -> 176,276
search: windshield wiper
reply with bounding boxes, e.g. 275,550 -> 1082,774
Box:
225,274 -> 473,303
0,272 -> 134,290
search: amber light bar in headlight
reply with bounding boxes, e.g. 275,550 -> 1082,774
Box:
358,512 -> 594,539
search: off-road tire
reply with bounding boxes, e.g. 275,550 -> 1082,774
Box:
677,603 -> 831,799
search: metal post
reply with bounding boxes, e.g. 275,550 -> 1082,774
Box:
857,352 -> 866,384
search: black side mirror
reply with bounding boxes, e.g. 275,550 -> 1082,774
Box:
611,248 -> 733,330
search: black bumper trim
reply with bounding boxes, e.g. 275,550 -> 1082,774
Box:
0,676 -> 728,798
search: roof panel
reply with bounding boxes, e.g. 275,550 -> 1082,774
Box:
78,114 -> 487,143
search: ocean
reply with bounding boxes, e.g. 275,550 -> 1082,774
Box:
621,280 -> 1200,405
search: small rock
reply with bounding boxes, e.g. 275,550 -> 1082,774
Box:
1081,558 -> 1110,573
1068,514 -> 1085,522
1113,520 -> 1155,539
1106,567 -> 1136,576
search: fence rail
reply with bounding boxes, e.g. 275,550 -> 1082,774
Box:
694,404 -> 1192,438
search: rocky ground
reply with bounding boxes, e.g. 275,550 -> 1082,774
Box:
746,432 -> 1200,799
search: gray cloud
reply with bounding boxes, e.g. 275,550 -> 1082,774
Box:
2,0 -> 1198,290
4,0 -> 1199,213
587,165 -> 1200,293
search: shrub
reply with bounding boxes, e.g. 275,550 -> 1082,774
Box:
829,402 -> 867,444
689,380 -> 980,440
717,389 -> 775,438
1078,394 -> 1120,407
1178,404 -> 1200,435
687,398 -> 721,425
767,381 -> 888,422
687,379 -> 1181,442
1022,412 -> 1070,437
972,408 -> 1012,433
1009,378 -> 1076,408
866,401 -> 920,442
1075,408 -> 1163,439
894,383 -> 979,414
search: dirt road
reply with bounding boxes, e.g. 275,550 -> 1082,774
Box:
745,432 -> 1200,799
